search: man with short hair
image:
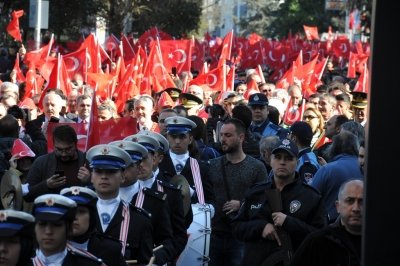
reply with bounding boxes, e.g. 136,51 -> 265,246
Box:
24,125 -> 91,201
73,94 -> 91,124
87,144 -> 154,264
292,179 -> 363,265
289,121 -> 321,184
233,138 -> 326,265
134,95 -> 159,132
97,103 -> 114,121
248,93 -> 289,140
158,108 -> 177,136
159,116 -> 216,222
209,118 -> 267,266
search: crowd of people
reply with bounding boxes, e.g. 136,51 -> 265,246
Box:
0,36 -> 367,266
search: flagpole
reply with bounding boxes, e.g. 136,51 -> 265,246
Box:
35,0 -> 42,50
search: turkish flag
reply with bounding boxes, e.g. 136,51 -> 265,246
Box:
13,53 -> 25,83
283,99 -> 305,126
189,64 -> 225,91
6,10 -> 24,42
218,30 -> 233,67
158,39 -> 192,74
353,64 -> 369,94
303,25 -> 319,41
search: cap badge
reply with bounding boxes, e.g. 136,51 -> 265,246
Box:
282,139 -> 290,145
45,198 -> 55,207
132,137 -> 138,142
118,143 -> 124,148
173,118 -> 178,124
254,95 -> 259,101
72,187 -> 80,195
0,211 -> 7,222
289,200 -> 301,213
101,147 -> 110,155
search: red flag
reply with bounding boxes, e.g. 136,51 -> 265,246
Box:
6,10 -> 24,42
13,53 -> 25,83
189,64 -> 225,91
218,30 -> 233,67
303,25 -> 319,41
347,52 -> 357,78
283,98 -> 305,126
158,39 -> 192,74
353,64 -> 369,94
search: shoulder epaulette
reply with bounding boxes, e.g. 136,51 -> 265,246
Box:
131,205 -> 152,218
157,179 -> 181,191
143,187 -> 167,201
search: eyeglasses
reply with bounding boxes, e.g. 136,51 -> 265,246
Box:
54,145 -> 75,154
303,115 -> 318,121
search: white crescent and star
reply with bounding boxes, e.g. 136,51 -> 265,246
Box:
207,74 -> 217,86
64,56 -> 79,72
173,49 -> 187,63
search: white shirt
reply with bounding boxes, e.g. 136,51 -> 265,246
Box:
69,240 -> 89,251
119,182 -> 139,203
138,173 -> 156,190
97,196 -> 121,232
36,248 -> 67,266
169,151 -> 189,174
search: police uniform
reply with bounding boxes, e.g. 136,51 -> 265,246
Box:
0,210 -> 35,266
119,136 -> 175,265
158,116 -> 216,222
136,131 -> 188,260
248,93 -> 289,140
61,186 -> 127,266
232,140 -> 327,266
31,194 -> 105,266
86,144 -> 153,264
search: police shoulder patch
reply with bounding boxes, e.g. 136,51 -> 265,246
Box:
289,200 -> 301,213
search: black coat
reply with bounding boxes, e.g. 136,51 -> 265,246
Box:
131,187 -> 174,265
232,176 -> 327,266
152,177 -> 188,260
88,233 -> 127,266
23,150 -> 88,202
158,153 -> 216,209
291,218 -> 361,266
94,201 -> 153,264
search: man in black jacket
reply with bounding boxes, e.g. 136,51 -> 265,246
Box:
291,179 -> 363,266
232,138 -> 326,265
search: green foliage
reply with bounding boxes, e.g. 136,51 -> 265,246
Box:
131,0 -> 202,38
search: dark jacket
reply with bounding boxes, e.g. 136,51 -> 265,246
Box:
158,153 -> 216,227
232,175 -> 327,266
131,187 -> 174,265
291,218 -> 361,266
94,201 -> 153,264
24,150 -> 88,202
152,177 -> 188,261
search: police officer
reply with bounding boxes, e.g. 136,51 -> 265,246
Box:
32,194 -> 104,265
158,116 -> 216,220
248,93 -> 289,140
109,139 -> 174,265
289,121 -> 320,184
0,209 -> 35,266
86,144 -> 153,264
232,138 -> 326,265
60,186 -> 127,266
135,130 -> 188,261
